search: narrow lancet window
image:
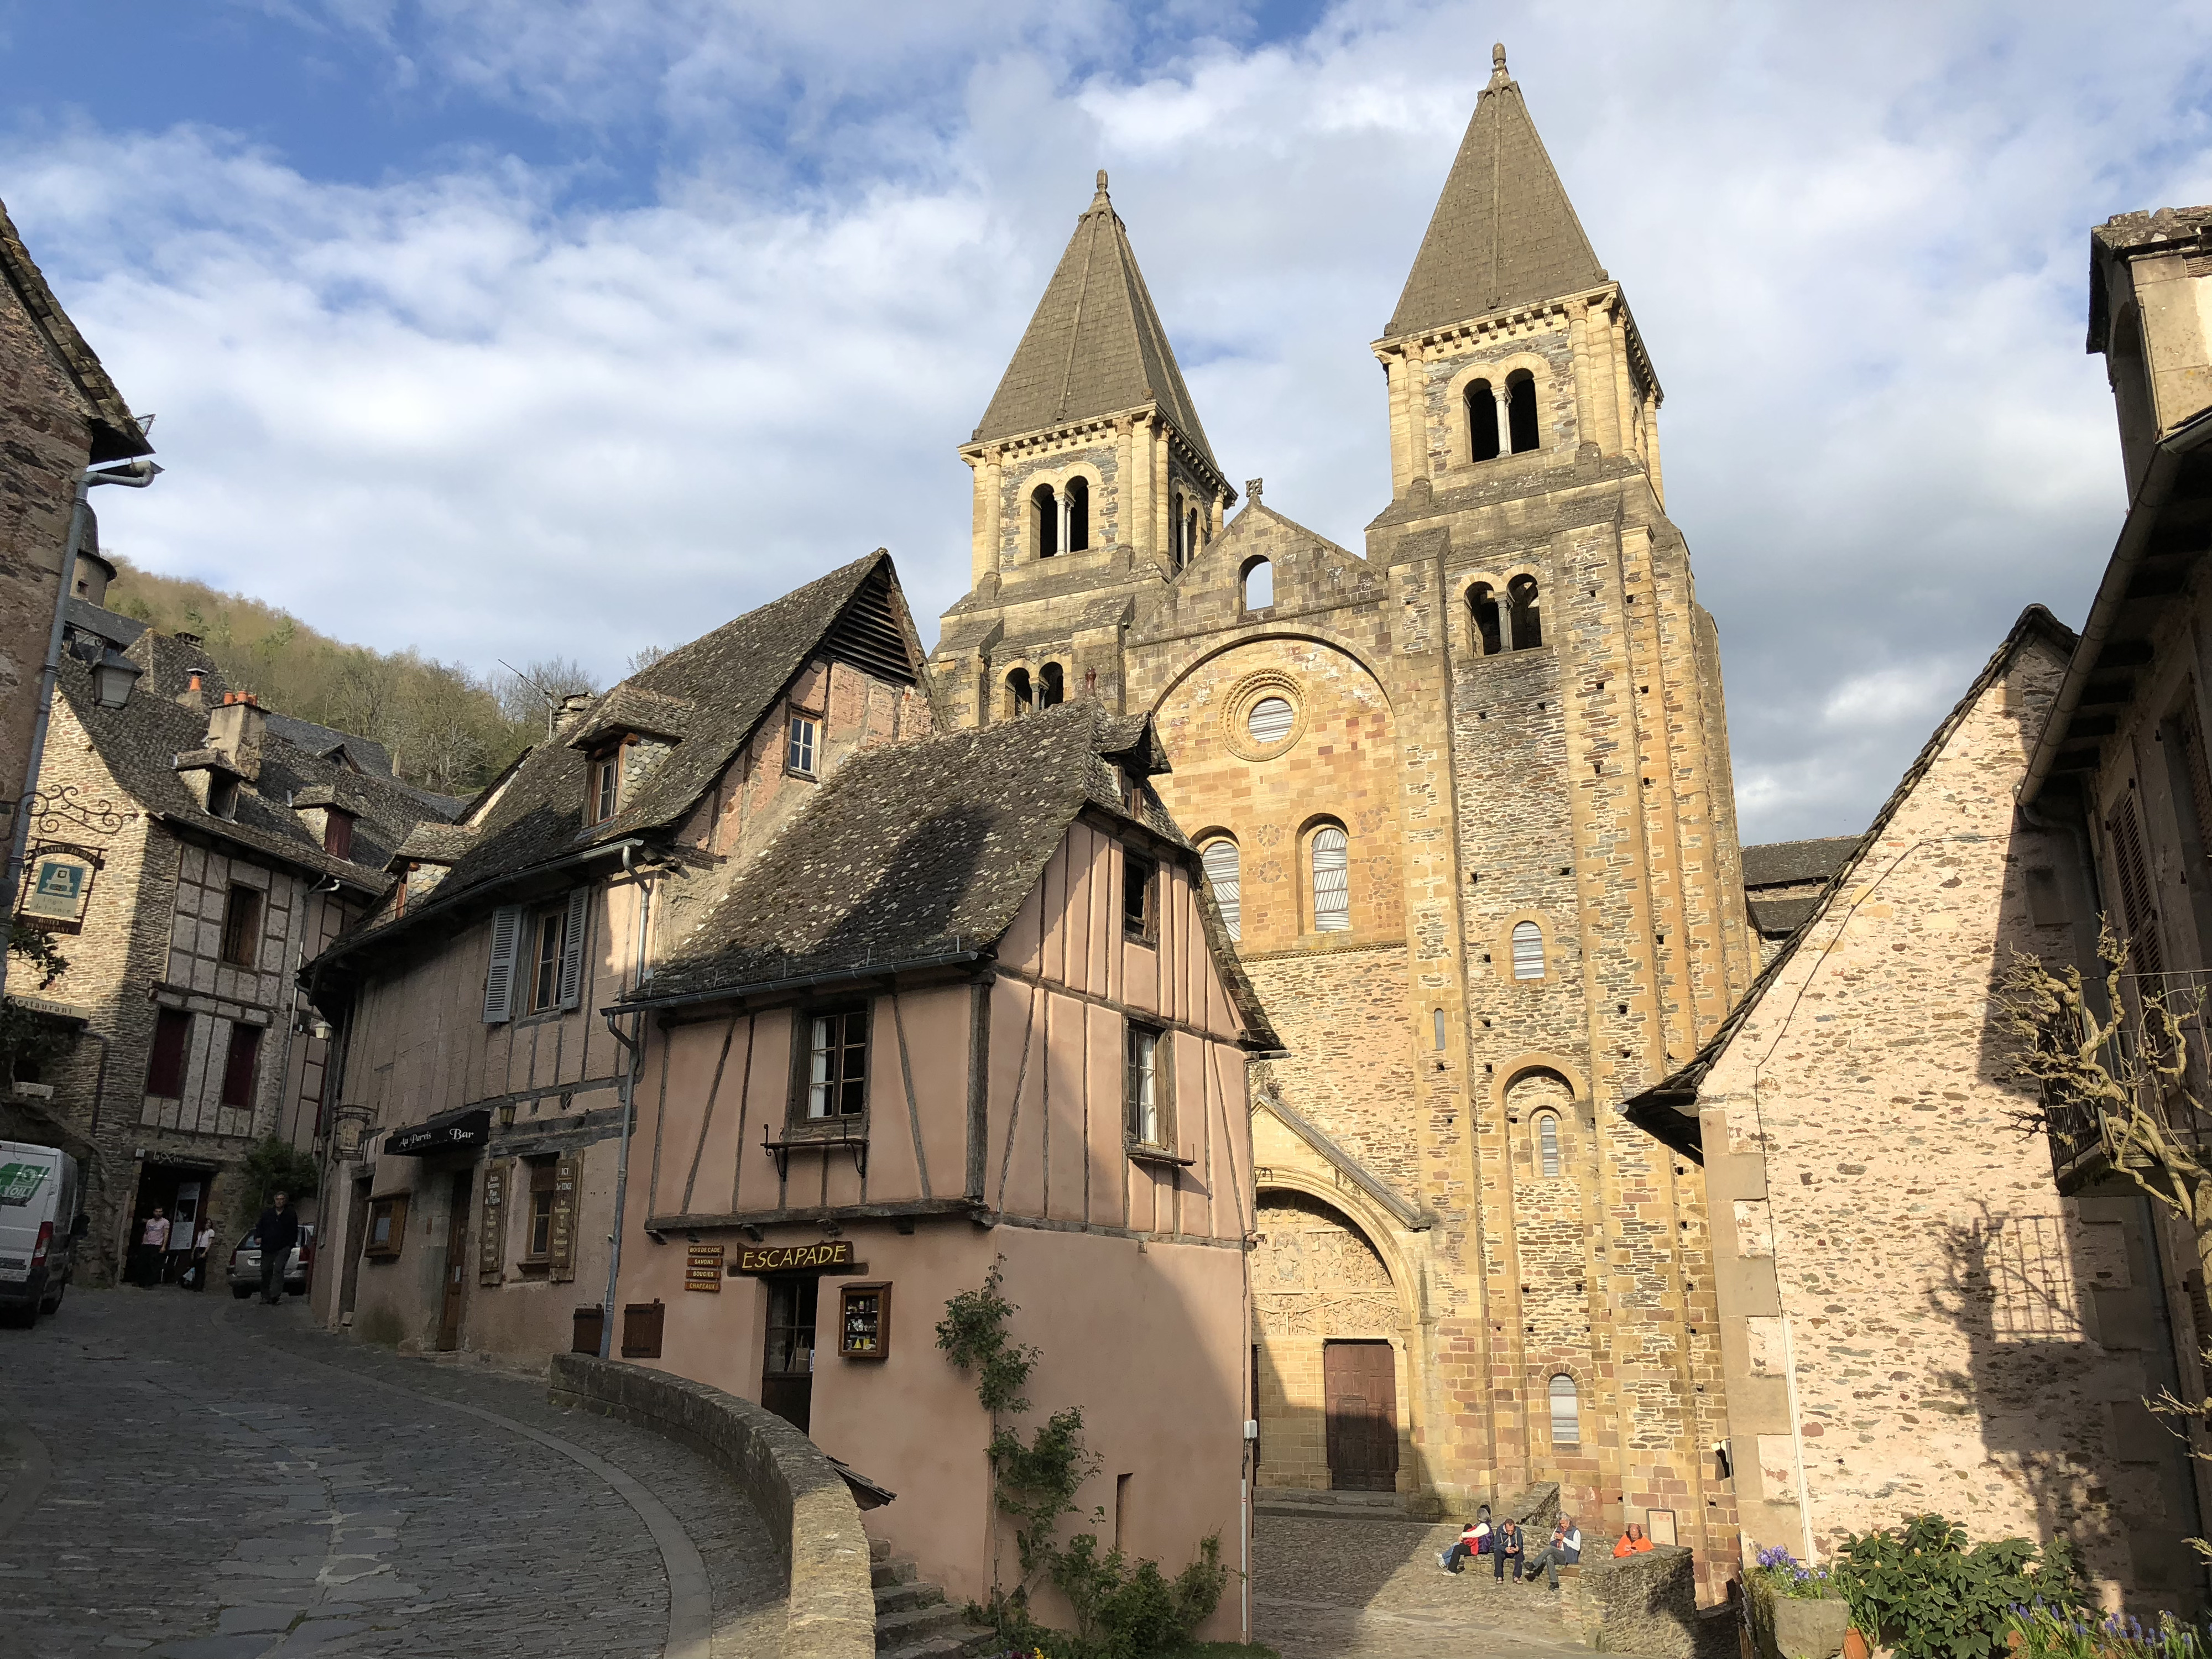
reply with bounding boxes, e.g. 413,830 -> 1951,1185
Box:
1508,575 -> 1541,650
1005,667 -> 1032,718
1311,825 -> 1350,932
1468,378 -> 1500,462
1065,477 -> 1089,552
1468,583 -> 1502,655
1243,558 -> 1274,612
1507,371 -> 1539,454
1033,483 -> 1060,557
1040,663 -> 1065,707
1512,919 -> 1544,979
1201,838 -> 1241,941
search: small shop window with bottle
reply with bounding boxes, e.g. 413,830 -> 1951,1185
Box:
838,1282 -> 891,1360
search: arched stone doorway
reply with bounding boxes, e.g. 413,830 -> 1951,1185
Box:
1252,1190 -> 1407,1493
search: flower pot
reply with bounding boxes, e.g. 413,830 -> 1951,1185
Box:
1769,1598 -> 1853,1659
1844,1628 -> 1871,1659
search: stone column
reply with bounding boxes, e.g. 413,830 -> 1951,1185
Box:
970,448 -> 1001,586
1494,385 -> 1515,456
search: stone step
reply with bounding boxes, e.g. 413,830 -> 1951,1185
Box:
873,1580 -> 945,1616
870,1557 -> 919,1589
875,1601 -> 967,1651
878,1629 -> 995,1659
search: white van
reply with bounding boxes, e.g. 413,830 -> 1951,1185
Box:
0,1140 -> 86,1326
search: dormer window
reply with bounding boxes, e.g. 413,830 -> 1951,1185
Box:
208,776 -> 240,820
322,808 -> 355,860
587,748 -> 622,825
787,712 -> 820,778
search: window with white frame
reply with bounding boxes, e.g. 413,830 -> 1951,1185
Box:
787,712 -> 820,778
1310,825 -> 1350,932
1125,1022 -> 1167,1146
1549,1374 -> 1580,1444
802,1005 -> 869,1120
1512,920 -> 1545,980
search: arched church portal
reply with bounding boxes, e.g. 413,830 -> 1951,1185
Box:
1253,1190 -> 1407,1494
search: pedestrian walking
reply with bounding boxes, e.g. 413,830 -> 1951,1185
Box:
254,1191 -> 300,1305
185,1220 -> 215,1291
132,1208 -> 170,1286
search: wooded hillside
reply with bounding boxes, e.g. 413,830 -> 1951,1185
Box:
104,559 -> 598,796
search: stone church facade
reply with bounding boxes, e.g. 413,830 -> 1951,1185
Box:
932,48 -> 1754,1597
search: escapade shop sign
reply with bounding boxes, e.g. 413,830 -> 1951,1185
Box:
733,1240 -> 853,1274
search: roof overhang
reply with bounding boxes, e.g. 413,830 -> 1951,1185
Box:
2020,401 -> 2212,805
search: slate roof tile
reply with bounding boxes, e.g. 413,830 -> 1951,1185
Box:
1385,50 -> 1606,339
974,174 -> 1219,470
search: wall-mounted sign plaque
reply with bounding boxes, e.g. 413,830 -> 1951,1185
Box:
685,1243 -> 724,1291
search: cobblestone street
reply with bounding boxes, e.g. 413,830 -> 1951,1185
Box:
1251,1514 -> 1677,1659
0,1287 -> 782,1659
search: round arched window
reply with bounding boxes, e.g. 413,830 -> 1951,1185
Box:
1248,697 -> 1294,746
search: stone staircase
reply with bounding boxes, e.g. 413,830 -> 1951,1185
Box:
870,1536 -> 997,1658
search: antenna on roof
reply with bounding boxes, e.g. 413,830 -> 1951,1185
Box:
498,658 -> 562,742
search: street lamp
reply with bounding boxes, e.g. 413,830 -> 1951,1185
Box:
65,633 -> 143,709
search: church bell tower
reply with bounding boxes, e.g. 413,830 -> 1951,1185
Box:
931,172 -> 1234,727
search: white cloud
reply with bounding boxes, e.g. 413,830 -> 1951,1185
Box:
8,0 -> 2212,843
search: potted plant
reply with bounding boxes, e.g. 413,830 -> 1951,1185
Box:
1746,1546 -> 1854,1659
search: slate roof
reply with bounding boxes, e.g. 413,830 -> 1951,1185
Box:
326,551 -> 924,953
973,173 -> 1219,471
59,632 -> 454,895
1385,47 -> 1607,339
0,194 -> 153,464
1740,836 -> 1860,891
1621,605 -> 2079,1159
633,703 -> 1277,1047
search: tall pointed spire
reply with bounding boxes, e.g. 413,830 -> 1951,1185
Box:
1385,44 -> 1606,338
974,172 -> 1218,468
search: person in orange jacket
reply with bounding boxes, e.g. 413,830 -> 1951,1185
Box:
1614,1522 -> 1655,1558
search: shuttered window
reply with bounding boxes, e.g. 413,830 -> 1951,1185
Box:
219,1023 -> 262,1108
221,884 -> 263,967
621,1300 -> 665,1359
1248,696 -> 1293,745
146,1008 -> 191,1097
483,906 -> 523,1024
556,886 -> 591,1010
1537,1113 -> 1561,1178
1123,851 -> 1157,941
2109,795 -> 2164,977
2176,695 -> 2212,862
323,810 -> 354,860
1311,826 -> 1350,932
1512,921 -> 1545,980
1201,840 -> 1240,941
1549,1374 -> 1580,1445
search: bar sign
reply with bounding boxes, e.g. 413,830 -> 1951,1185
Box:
685,1243 -> 724,1292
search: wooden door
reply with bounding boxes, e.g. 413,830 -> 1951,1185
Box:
761,1277 -> 818,1434
437,1171 -> 471,1352
1323,1340 -> 1398,1492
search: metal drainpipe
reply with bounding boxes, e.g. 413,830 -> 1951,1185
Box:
1,460 -> 159,1008
598,845 -> 653,1359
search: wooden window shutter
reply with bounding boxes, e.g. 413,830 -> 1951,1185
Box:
548,1153 -> 580,1282
478,1160 -> 510,1287
621,1300 -> 665,1359
2109,796 -> 2164,977
483,906 -> 523,1024
2178,693 -> 2212,861
556,886 -> 592,1010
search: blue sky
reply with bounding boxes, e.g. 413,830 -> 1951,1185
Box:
6,1 -> 2212,841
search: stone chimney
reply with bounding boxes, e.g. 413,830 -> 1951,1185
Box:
205,692 -> 267,781
555,692 -> 594,738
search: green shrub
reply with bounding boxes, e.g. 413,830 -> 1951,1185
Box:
1832,1514 -> 2082,1659
233,1135 -> 320,1227
1048,1533 -> 1227,1659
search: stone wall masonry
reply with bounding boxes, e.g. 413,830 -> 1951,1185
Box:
0,255 -> 92,830
549,1353 -> 875,1659
1696,630 -> 2204,1606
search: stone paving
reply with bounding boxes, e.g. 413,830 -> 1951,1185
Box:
1251,1514 -> 1674,1659
0,1286 -> 782,1659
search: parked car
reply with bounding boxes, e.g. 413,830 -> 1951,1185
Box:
0,1139 -> 87,1326
228,1225 -> 315,1300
